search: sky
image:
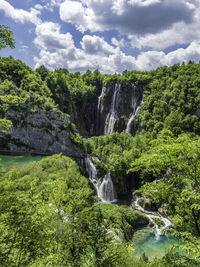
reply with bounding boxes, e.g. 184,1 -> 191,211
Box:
1,0 -> 200,73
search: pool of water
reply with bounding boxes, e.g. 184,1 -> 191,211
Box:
0,155 -> 44,168
132,228 -> 179,259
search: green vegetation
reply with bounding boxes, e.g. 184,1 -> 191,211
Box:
0,25 -> 15,50
0,155 -> 147,266
1,54 -> 200,265
130,131 -> 200,265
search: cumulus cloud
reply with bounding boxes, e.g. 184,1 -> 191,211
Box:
81,35 -> 117,55
0,0 -> 41,25
33,21 -> 137,73
34,22 -> 74,50
135,41 -> 200,70
129,2 -> 200,50
111,37 -> 126,48
58,0 -> 200,52
60,1 -> 90,32
60,0 -> 195,35
4,0 -> 198,73
34,21 -> 200,74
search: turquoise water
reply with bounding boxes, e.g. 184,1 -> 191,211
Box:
0,155 -> 43,168
132,228 -> 179,259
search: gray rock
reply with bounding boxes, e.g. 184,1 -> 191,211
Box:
0,103 -> 81,156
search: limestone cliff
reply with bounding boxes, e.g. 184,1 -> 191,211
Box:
0,101 -> 81,156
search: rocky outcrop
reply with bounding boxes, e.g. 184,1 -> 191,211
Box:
71,96 -> 98,137
0,102 -> 82,156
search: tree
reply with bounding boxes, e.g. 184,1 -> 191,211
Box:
0,25 -> 15,50
0,25 -> 16,131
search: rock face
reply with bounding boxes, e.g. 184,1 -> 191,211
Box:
0,103 -> 81,156
75,81 -> 143,137
71,96 -> 98,137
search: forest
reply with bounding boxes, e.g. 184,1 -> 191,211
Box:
1,41 -> 200,265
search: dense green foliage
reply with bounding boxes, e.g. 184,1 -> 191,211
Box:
130,131 -> 200,265
139,63 -> 200,137
99,203 -> 148,241
0,155 -> 148,266
0,25 -> 15,50
1,56 -> 200,264
2,57 -> 200,137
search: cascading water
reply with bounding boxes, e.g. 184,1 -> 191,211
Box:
86,157 -> 98,183
134,196 -> 172,240
96,173 -> 116,203
96,87 -> 106,135
85,157 -> 116,203
104,83 -> 120,135
126,84 -> 140,133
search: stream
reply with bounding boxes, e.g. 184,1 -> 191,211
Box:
133,195 -> 172,240
132,195 -> 178,259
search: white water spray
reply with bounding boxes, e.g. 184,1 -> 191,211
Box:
96,173 -> 116,203
85,157 -> 117,203
96,87 -> 106,134
126,84 -> 140,133
104,83 -> 120,135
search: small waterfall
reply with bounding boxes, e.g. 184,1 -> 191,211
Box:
134,196 -> 172,240
85,157 -> 116,203
126,84 -> 140,133
97,173 -> 116,203
86,157 -> 98,183
104,83 -> 120,135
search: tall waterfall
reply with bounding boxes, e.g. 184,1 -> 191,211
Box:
85,157 -> 116,203
126,84 -> 140,133
104,83 -> 120,135
133,196 -> 172,240
96,87 -> 106,135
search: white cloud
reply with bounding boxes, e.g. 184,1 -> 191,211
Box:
58,0 -> 200,52
4,0 -> 196,73
60,1 -> 90,32
81,35 -> 117,55
34,20 -> 200,73
135,41 -> 200,70
111,37 -> 126,48
0,0 -> 41,25
60,0 -> 195,35
129,3 -> 200,50
34,22 -> 74,50
34,4 -> 43,10
33,21 -> 137,73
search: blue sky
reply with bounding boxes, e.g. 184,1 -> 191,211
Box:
1,0 -> 200,73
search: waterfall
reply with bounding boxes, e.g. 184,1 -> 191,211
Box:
85,157 -> 116,203
126,84 -> 140,133
96,87 -> 106,135
86,157 -> 98,183
97,173 -> 116,203
133,196 -> 172,240
104,83 -> 120,135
